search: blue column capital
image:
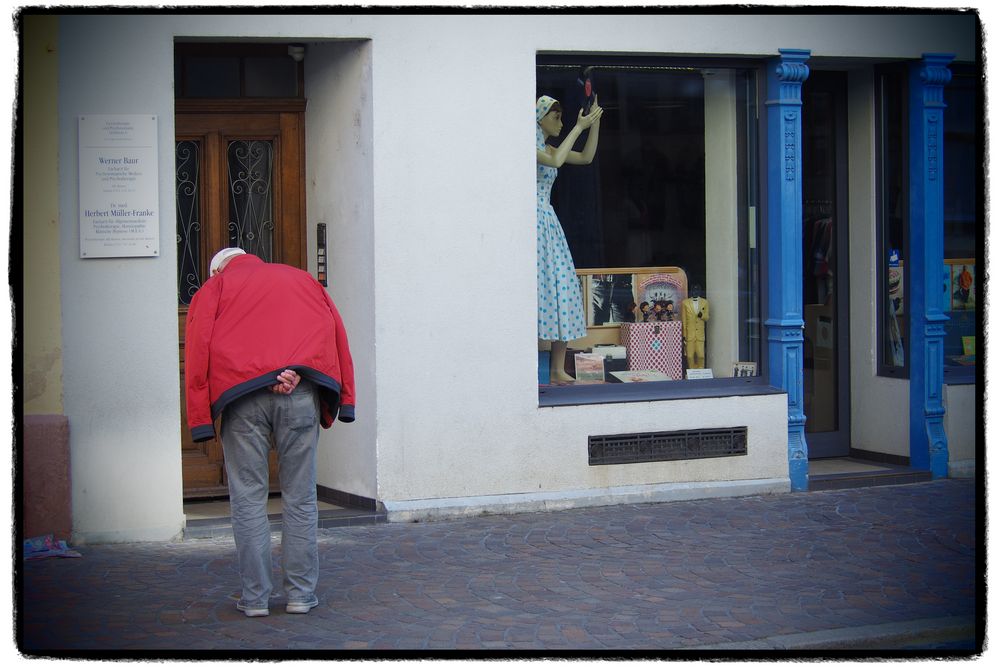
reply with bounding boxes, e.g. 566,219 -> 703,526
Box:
774,48 -> 811,83
777,48 -> 812,62
767,50 -> 811,105
919,52 -> 956,77
912,53 -> 955,110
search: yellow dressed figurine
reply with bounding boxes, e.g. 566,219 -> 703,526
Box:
681,289 -> 709,369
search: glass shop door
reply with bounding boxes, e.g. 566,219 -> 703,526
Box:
801,70 -> 851,459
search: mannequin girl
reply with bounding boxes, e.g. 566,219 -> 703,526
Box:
537,95 -> 603,169
536,94 -> 604,383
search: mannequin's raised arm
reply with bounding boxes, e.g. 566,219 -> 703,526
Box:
565,113 -> 601,165
537,123 -> 584,168
537,102 -> 603,168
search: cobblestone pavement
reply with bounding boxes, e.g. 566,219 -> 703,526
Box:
18,480 -> 979,655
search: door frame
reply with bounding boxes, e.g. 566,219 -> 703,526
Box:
802,69 -> 852,459
176,99 -> 308,498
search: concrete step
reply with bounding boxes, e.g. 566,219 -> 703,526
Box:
183,506 -> 386,540
809,458 -> 932,491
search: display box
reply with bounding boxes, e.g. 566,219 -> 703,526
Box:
609,369 -> 673,383
593,344 -> 626,359
621,321 -> 683,380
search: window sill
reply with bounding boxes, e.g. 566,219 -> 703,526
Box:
538,378 -> 785,408
943,370 -> 976,386
876,368 -> 975,385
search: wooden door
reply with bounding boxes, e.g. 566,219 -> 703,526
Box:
176,101 -> 306,498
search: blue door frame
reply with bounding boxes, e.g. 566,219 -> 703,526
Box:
766,50 -> 954,489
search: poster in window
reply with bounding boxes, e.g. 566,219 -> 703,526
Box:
586,273 -> 637,327
887,250 -> 905,367
962,336 -> 975,357
635,269 -> 688,323
949,261 -> 975,311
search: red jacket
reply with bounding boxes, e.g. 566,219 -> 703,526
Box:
184,254 -> 356,442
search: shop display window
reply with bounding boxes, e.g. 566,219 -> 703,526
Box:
941,66 -> 979,383
876,67 -> 908,376
877,64 -> 980,382
535,57 -> 762,397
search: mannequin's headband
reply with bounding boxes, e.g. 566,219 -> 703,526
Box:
535,95 -> 560,123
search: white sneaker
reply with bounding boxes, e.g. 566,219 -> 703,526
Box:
236,600 -> 270,617
285,597 -> 319,614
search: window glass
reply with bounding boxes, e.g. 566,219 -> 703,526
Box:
183,57 -> 241,98
877,69 -> 908,374
536,60 -> 761,389
175,47 -> 303,99
942,66 -> 979,378
244,57 -> 299,97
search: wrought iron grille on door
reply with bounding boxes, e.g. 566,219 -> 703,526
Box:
227,140 -> 275,262
176,138 -> 276,305
176,139 -> 202,305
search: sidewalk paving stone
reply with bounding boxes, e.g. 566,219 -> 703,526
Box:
16,479 -> 981,656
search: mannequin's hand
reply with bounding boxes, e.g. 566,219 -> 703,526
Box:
576,96 -> 604,129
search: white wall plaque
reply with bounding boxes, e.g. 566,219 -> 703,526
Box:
78,115 -> 159,258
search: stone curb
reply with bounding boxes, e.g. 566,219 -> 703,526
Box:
688,616 -> 977,651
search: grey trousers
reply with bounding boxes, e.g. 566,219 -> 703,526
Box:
220,380 -> 320,610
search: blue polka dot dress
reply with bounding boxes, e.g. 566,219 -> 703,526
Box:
537,129 -> 586,342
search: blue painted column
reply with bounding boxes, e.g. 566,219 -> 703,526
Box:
908,53 -> 953,477
765,49 -> 810,491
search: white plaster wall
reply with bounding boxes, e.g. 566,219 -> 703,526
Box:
526,14 -> 977,61
362,16 -> 539,503
58,16 -> 184,542
944,384 -> 976,476
53,13 -> 977,539
304,40 -> 377,500
381,392 -> 788,502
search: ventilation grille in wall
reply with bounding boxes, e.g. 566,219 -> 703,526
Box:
588,427 -> 748,466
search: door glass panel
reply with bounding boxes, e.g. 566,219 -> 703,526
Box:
245,57 -> 299,97
227,140 -> 275,261
184,57 -> 241,98
802,82 -> 838,434
176,139 -> 202,305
